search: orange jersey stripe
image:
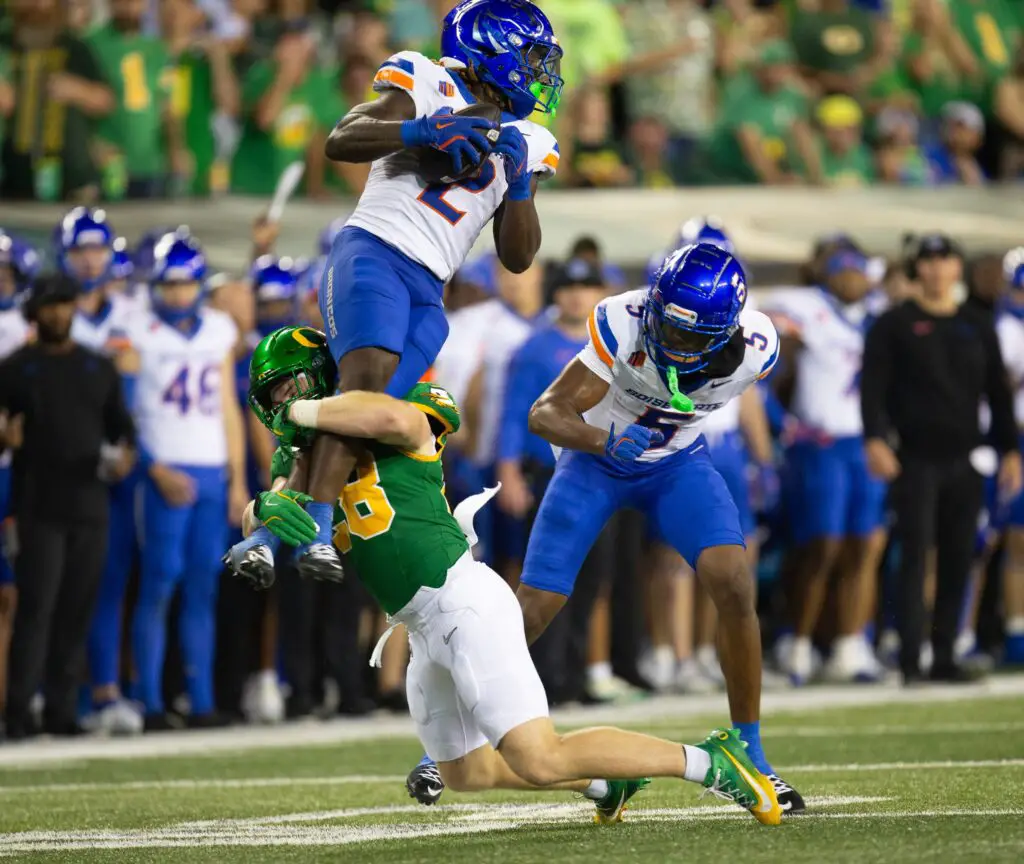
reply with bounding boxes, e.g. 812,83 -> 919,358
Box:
587,310 -> 614,368
374,67 -> 415,91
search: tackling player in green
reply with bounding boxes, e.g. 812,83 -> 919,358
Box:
229,326 -> 783,827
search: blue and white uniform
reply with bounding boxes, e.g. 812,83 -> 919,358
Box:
763,287 -> 885,544
127,306 -> 237,717
321,50 -> 558,397
520,289 -> 779,595
996,307 -> 1024,527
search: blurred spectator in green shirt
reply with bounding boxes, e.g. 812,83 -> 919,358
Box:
790,0 -> 878,97
704,40 -> 823,184
307,55 -> 374,198
541,0 -> 630,95
815,94 -> 875,185
0,49 -> 10,189
901,0 -> 980,121
991,41 -> 1024,180
231,29 -> 344,196
627,116 -> 683,188
620,1 -> 716,166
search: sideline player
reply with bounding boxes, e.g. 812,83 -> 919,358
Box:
236,0 -> 563,586
234,325 -> 783,827
57,208 -> 147,733
996,258 -> 1024,663
517,243 -> 804,813
122,231 -> 248,729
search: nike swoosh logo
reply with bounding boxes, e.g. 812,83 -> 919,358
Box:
425,785 -> 444,797
437,121 -> 455,129
710,380 -> 730,388
723,750 -> 775,814
443,627 -> 458,645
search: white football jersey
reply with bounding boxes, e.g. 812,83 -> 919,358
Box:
345,51 -> 560,282
697,293 -> 760,441
577,290 -> 778,462
71,292 -> 137,355
763,287 -> 870,438
0,307 -> 29,360
996,312 -> 1024,429
472,301 -> 536,467
128,308 -> 238,467
431,299 -> 501,410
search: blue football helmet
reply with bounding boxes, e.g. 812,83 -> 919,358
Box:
150,230 -> 207,326
109,237 -> 135,285
252,255 -> 302,335
56,207 -> 116,292
644,243 -> 747,372
441,0 -> 563,120
132,226 -> 178,284
0,232 -> 40,310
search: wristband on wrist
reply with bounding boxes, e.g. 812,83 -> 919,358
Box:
289,399 -> 321,428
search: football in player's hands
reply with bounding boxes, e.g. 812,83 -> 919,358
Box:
413,103 -> 502,185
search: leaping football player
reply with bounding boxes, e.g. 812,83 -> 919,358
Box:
229,0 -> 562,588
512,243 -> 806,813
235,325 -> 783,828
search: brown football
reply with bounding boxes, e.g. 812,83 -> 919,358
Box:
414,102 -> 503,186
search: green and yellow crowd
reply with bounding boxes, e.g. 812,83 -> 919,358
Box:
0,0 -> 1022,202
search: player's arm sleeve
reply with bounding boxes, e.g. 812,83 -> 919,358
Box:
102,356 -> 136,445
577,301 -> 618,384
496,343 -> 536,463
860,312 -> 894,441
983,321 -> 1018,455
526,127 -> 560,178
372,52 -> 434,118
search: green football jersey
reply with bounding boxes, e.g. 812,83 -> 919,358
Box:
330,385 -> 468,615
172,50 -> 219,196
87,25 -> 172,179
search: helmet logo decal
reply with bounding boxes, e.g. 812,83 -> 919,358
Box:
665,303 -> 698,325
292,328 -> 320,348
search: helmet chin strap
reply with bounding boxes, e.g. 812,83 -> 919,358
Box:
665,366 -> 694,413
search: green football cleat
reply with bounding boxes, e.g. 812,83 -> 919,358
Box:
696,729 -> 782,826
594,778 -> 651,825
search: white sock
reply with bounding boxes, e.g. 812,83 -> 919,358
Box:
682,744 -> 711,784
582,779 -> 609,800
1006,617 -> 1024,636
587,662 -> 612,683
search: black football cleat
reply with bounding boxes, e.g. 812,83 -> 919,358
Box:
407,757 -> 445,806
224,543 -> 276,589
768,774 -> 806,814
296,543 -> 345,583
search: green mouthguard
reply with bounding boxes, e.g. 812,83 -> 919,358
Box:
666,366 -> 695,414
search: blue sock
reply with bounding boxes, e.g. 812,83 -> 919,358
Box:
734,721 -> 773,775
417,753 -> 435,768
304,501 -> 335,546
242,525 -> 281,553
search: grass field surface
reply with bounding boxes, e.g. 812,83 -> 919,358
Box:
0,680 -> 1021,862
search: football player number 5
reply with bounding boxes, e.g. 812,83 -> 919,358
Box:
333,454 -> 397,553
417,160 -> 497,226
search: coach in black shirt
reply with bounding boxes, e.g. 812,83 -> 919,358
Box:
861,234 -> 1022,684
0,274 -> 134,738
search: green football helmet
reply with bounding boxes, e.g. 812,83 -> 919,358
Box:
248,326 -> 337,440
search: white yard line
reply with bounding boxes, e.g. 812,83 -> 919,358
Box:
1,760 -> 1022,795
0,800 -> 1017,854
0,676 -> 1022,768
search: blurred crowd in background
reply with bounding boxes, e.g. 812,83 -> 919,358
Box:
2,0 -> 1024,203
0,202 -> 1023,740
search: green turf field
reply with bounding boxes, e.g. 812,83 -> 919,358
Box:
0,687 -> 1022,862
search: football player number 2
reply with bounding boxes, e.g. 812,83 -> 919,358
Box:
333,454 -> 397,553
417,160 -> 497,226
162,364 -> 220,415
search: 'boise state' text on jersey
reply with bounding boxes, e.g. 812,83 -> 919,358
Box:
577,289 -> 779,464
345,51 -> 560,282
762,287 -> 871,439
127,308 -> 238,467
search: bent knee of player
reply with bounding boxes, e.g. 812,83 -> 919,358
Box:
516,584 -> 565,645
498,718 -> 565,786
438,757 -> 497,793
697,545 -> 754,618
339,347 -> 400,393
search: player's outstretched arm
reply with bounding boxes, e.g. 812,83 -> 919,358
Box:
528,359 -> 611,455
287,391 -> 432,451
325,90 -> 417,163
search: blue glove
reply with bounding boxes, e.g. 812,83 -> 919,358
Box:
604,423 -> 665,463
400,108 -> 497,176
492,126 -> 532,200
